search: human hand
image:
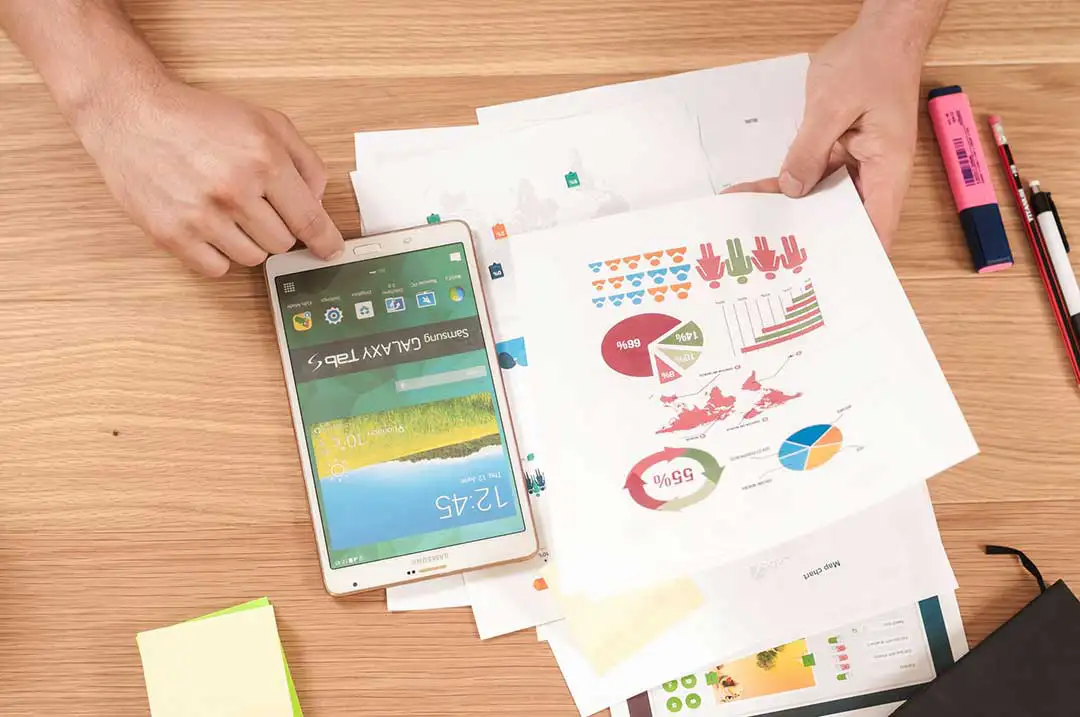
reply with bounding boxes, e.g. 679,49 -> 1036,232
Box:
729,18 -> 927,248
781,19 -> 926,247
73,78 -> 343,276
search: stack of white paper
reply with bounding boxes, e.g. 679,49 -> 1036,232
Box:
347,54 -> 976,716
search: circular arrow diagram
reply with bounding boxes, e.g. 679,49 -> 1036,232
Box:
624,447 -> 723,511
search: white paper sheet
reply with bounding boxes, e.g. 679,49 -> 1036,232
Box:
354,125 -> 481,170
611,591 -> 968,717
525,484 -> 957,715
476,55 -> 810,191
386,575 -> 470,612
354,101 -> 717,636
353,101 -> 716,340
465,556 -> 564,638
509,172 -> 977,597
370,58 -> 809,614
463,370 -> 564,639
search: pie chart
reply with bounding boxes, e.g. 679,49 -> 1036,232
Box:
600,314 -> 704,384
779,424 -> 843,471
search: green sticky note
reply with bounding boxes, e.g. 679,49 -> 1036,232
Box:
191,598 -> 303,716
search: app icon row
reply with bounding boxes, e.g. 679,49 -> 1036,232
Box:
291,286 -> 465,332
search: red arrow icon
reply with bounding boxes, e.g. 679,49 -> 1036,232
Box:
750,236 -> 781,279
624,472 -> 666,510
695,242 -> 725,288
780,235 -> 808,273
625,447 -> 688,510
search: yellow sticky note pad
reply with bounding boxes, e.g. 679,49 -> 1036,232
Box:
544,565 -> 704,675
137,601 -> 296,717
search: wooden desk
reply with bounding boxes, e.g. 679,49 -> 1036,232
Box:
1,1 -> 1078,714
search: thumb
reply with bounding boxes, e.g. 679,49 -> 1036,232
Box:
722,177 -> 782,195
781,101 -> 858,198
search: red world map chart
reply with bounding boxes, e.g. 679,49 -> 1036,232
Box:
657,370 -> 801,434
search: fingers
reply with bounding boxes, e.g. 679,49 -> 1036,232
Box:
159,198 -> 302,278
236,199 -> 299,255
265,167 -> 344,260
172,240 -> 232,278
781,100 -> 860,198
207,221 -> 269,268
267,111 -> 328,200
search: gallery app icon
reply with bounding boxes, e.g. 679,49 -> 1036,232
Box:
292,312 -> 313,332
385,296 -> 406,313
416,290 -> 437,308
449,286 -> 465,303
324,306 -> 343,325
354,301 -> 374,320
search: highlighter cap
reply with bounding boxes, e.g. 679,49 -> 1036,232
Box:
960,204 -> 1014,272
927,85 -> 963,101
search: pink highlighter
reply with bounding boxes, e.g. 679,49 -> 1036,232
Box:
927,86 -> 1014,272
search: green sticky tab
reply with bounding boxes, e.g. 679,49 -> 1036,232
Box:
802,653 -> 816,667
191,599 -> 302,716
705,671 -> 719,686
828,636 -> 839,644
836,673 -> 849,681
427,213 -> 442,224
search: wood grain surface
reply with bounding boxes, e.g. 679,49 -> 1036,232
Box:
2,1 -> 1079,715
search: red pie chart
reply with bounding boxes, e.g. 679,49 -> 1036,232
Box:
601,314 -> 704,383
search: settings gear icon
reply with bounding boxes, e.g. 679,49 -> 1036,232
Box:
324,306 -> 343,325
